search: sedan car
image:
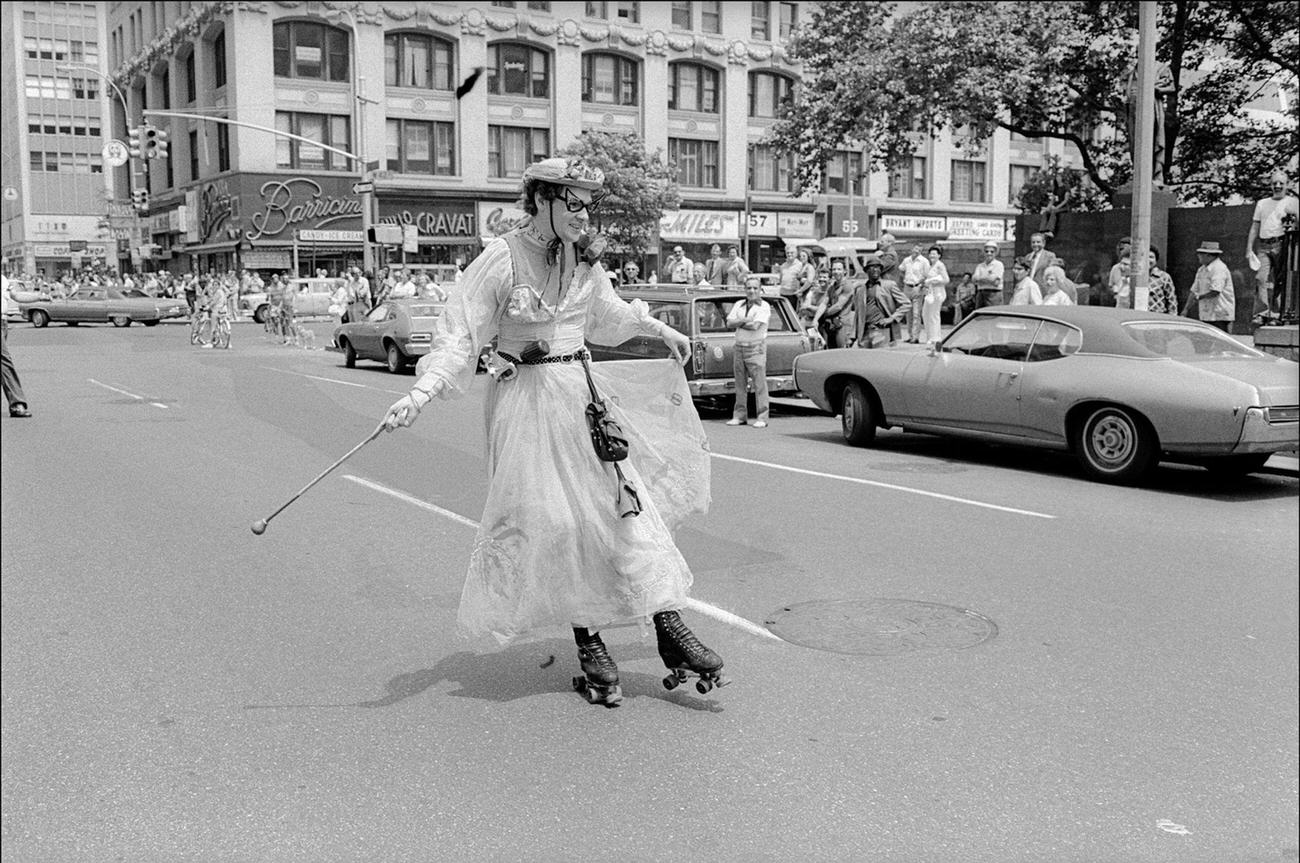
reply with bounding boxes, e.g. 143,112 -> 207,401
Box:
794,306 -> 1299,484
591,283 -> 816,405
333,298 -> 444,373
242,277 -> 344,323
21,288 -> 185,327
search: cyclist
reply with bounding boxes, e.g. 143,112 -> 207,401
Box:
277,278 -> 297,344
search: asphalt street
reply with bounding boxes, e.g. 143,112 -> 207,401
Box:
2,319 -> 1297,863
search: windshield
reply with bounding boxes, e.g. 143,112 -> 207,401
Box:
409,304 -> 442,317
1122,321 -> 1267,360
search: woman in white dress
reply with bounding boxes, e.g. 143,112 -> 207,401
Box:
921,245 -> 950,345
1041,266 -> 1075,306
383,158 -> 726,707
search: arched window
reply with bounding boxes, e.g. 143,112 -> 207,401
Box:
487,43 -> 549,99
748,71 -> 794,119
273,21 -> 349,82
385,32 -> 454,91
581,53 -> 637,106
667,62 -> 719,113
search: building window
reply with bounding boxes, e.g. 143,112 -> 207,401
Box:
889,155 -> 929,199
183,51 -> 196,103
671,1 -> 691,29
748,71 -> 794,118
528,2 -> 551,9
669,138 -> 720,188
701,0 -> 722,32
70,78 -> 99,100
1009,164 -> 1035,203
585,2 -> 639,22
752,2 -> 771,41
385,33 -> 454,91
488,125 -> 550,178
213,31 -> 227,88
750,144 -> 794,192
272,21 -> 350,82
160,68 -> 171,109
951,159 -> 987,203
275,111 -> 352,171
189,129 -> 199,181
668,63 -> 719,113
822,151 -> 864,195
386,119 -> 456,175
487,44 -> 550,99
24,37 -> 37,58
217,124 -> 230,172
778,2 -> 798,38
582,53 -> 638,106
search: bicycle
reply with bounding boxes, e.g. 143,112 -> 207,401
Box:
190,306 -> 213,346
212,308 -> 232,349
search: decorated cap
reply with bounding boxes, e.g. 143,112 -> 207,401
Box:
522,157 -> 605,190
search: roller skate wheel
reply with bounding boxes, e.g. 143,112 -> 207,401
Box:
695,679 -> 713,695
662,674 -> 679,691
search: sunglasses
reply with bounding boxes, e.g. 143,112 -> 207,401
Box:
560,189 -> 605,213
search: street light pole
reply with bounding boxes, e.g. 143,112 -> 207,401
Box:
336,7 -> 377,274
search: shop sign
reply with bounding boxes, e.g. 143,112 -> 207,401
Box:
149,213 -> 170,233
245,176 -> 362,242
378,199 -> 477,238
744,211 -> 780,239
880,214 -> 948,234
243,250 -> 292,269
33,243 -> 109,257
946,217 -> 1007,241
777,212 -> 815,238
297,229 -> 363,243
175,206 -> 189,234
477,202 -> 529,240
199,178 -> 237,244
659,210 -> 742,242
185,192 -> 200,242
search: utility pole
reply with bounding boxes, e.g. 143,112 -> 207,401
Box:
357,75 -> 374,274
1128,1 -> 1157,310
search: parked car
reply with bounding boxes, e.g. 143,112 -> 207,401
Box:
120,289 -> 189,319
793,305 -> 1299,484
20,287 -> 185,327
589,284 -> 816,404
333,298 -> 445,373
242,277 -> 345,323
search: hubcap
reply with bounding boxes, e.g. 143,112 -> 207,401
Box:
1090,414 -> 1134,466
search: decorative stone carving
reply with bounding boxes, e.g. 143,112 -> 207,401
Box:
747,44 -> 773,63
303,89 -> 320,105
700,38 -> 728,57
462,8 -> 486,36
510,105 -> 524,120
486,14 -> 516,32
411,97 -> 427,113
580,24 -> 608,42
645,29 -> 668,56
602,113 -> 614,126
618,29 -> 647,47
686,120 -> 698,133
729,40 -> 750,65
530,18 -> 559,37
558,19 -> 581,47
431,10 -> 463,26
384,4 -> 418,21
666,33 -> 694,52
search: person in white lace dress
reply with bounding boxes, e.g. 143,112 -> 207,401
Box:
382,158 -> 729,706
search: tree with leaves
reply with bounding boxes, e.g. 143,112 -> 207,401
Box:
769,1 -> 1298,208
553,130 -> 681,263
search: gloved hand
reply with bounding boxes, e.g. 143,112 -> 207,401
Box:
384,389 -> 432,430
660,327 -> 691,365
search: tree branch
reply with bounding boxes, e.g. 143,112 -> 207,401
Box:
997,121 -> 1115,197
1229,1 -> 1300,76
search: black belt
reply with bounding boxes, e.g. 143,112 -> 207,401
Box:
499,348 -> 589,365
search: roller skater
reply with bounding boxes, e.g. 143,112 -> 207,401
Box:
655,610 -> 729,694
571,628 -> 623,707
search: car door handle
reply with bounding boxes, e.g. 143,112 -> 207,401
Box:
1007,371 -> 1019,380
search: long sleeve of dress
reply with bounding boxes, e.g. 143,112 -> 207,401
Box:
411,239 -> 513,400
584,263 -> 673,345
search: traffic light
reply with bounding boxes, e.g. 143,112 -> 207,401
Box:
132,188 -> 149,213
127,126 -> 143,159
154,128 -> 169,160
142,124 -> 159,159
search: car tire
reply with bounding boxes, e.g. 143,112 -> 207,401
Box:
253,305 -> 268,325
386,343 -> 407,374
1074,405 -> 1156,484
841,381 -> 878,447
112,315 -> 131,328
29,310 -> 49,328
1202,454 -> 1270,476
341,339 -> 356,368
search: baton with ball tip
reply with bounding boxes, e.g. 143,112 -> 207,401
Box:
251,421 -> 387,535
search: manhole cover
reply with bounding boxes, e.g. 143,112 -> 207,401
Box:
764,599 -> 998,655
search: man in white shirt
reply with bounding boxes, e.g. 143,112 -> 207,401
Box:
1026,232 -> 1055,286
662,246 -> 694,284
1,273 -> 32,418
389,269 -> 416,299
725,276 -> 771,428
972,241 -> 1005,310
1191,240 -> 1235,331
1009,257 -> 1043,305
1246,171 -> 1298,320
899,242 -> 930,343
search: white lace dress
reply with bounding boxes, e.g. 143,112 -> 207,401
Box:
411,230 -> 711,646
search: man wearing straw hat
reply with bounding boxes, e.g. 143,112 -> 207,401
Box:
1189,240 -> 1234,331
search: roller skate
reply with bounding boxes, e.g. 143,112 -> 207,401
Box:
654,610 -> 730,695
571,628 -> 623,708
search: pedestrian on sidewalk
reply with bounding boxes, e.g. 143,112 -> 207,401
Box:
2,273 -> 32,418
899,242 -> 930,343
922,245 -> 950,346
1189,240 -> 1234,332
972,241 -> 1005,311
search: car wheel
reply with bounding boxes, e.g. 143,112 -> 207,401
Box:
112,315 -> 131,328
253,305 -> 267,325
30,310 -> 49,328
1202,454 -> 1270,476
1074,405 -> 1156,484
386,343 -> 407,374
841,381 -> 878,447
341,339 -> 356,368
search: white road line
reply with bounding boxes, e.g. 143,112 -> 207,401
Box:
259,365 -> 407,396
709,452 -> 1056,519
87,378 -> 168,409
342,474 -> 782,642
